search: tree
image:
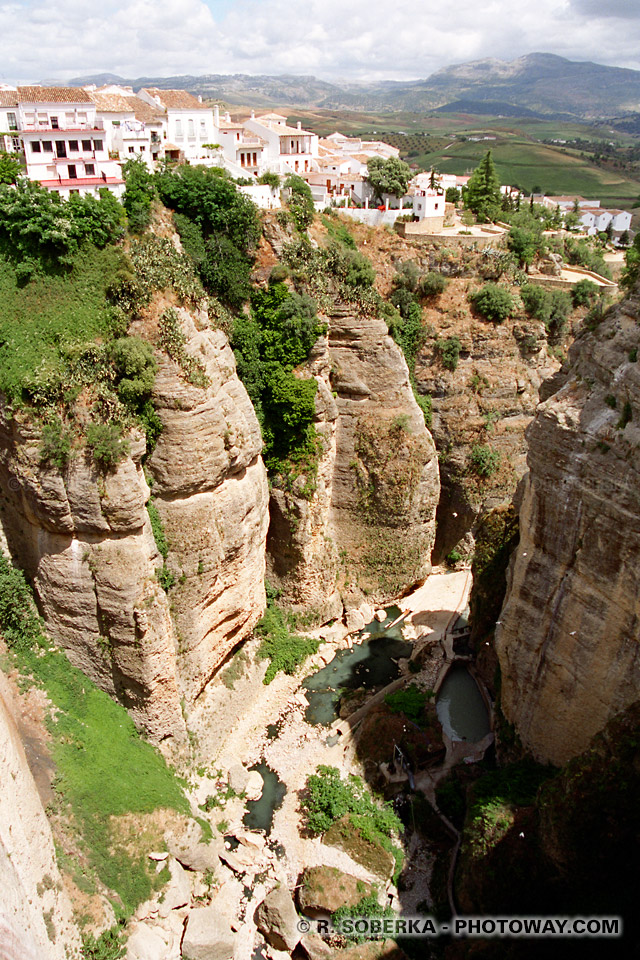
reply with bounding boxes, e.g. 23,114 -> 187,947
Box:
470,283 -> 515,323
464,151 -> 502,223
122,157 -> 156,233
429,168 -> 441,190
0,152 -> 21,185
283,174 -> 314,230
366,156 -> 412,202
507,226 -> 539,270
445,186 -> 461,204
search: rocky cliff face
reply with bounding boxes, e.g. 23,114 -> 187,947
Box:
0,672 -> 80,960
496,287 -> 640,764
0,305 -> 268,742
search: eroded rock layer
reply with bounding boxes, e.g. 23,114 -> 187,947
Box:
496,287 -> 640,764
0,308 -> 268,740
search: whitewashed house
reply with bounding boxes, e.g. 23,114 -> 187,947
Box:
0,88 -> 20,154
87,88 -> 165,166
213,107 -> 266,177
138,88 -> 215,162
17,87 -> 124,197
244,112 -> 318,176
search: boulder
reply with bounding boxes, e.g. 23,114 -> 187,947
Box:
227,764 -> 250,795
158,857 -> 191,917
167,823 -> 222,874
374,609 -> 386,622
126,921 -> 168,960
345,609 -> 365,633
256,884 -> 301,952
244,769 -> 264,801
181,904 -> 235,960
298,866 -> 372,917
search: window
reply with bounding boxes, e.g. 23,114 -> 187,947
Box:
93,140 -> 103,151
200,120 -> 206,135
51,117 -> 59,129
70,189 -> 80,195
7,112 -> 17,131
81,139 -> 91,152
85,163 -> 95,175
140,145 -> 145,152
31,141 -> 42,153
69,140 -> 78,151
175,120 -> 182,137
55,141 -> 67,158
42,141 -> 53,152
128,146 -> 135,153
67,165 -> 77,179
188,119 -> 195,138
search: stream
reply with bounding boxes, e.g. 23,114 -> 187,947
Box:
435,662 -> 491,743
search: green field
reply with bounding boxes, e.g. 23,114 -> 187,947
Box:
415,137 -> 640,205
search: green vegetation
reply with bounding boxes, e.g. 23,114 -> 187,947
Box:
617,401 -> 632,430
231,279 -> 324,476
122,157 -> 156,233
333,891 -> 393,941
302,765 -> 403,880
470,283 -> 515,323
520,284 -> 572,340
147,501 -> 169,560
257,171 -> 280,189
464,150 -> 502,222
572,278 -> 600,306
39,417 -> 73,470
366,156 -> 412,201
437,336 -> 461,371
157,165 -> 260,309
158,308 -> 209,388
384,683 -> 433,724
0,552 -> 189,916
283,174 -> 315,231
86,423 -> 130,471
82,925 -> 126,960
255,595 -> 319,684
0,151 -> 21,184
469,444 -> 501,478
419,271 -> 448,299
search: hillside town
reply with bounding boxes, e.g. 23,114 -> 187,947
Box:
0,82 -> 632,240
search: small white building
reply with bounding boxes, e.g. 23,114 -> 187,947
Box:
244,112 -> 318,176
17,86 -> 124,197
0,88 -> 20,153
138,88 -> 215,163
87,88 -> 165,166
213,108 -> 266,176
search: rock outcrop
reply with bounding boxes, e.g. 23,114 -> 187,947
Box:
496,288 -> 640,763
0,306 -> 268,741
0,672 -> 80,960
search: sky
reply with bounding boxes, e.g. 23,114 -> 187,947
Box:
3,0 -> 640,86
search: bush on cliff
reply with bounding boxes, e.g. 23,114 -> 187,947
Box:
255,598 -> 319,684
470,283 -> 515,323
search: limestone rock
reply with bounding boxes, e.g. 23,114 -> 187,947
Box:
0,673 -> 81,960
245,769 -> 264,801
158,858 -> 191,917
0,304 -> 269,740
167,822 -> 222,874
126,921 -> 169,960
298,866 -> 372,916
227,763 -> 250,795
181,904 -> 235,960
496,286 -> 640,763
256,884 -> 301,952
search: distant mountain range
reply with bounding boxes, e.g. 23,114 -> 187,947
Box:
66,53 -> 640,121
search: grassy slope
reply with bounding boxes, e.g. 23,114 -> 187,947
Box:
0,245 -> 124,404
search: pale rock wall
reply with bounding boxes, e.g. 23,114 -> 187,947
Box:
0,307 -> 268,739
496,289 -> 640,764
0,672 -> 80,960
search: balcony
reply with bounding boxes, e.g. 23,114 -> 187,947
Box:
21,120 -> 105,133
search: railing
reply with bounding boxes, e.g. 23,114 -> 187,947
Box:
21,120 -> 105,132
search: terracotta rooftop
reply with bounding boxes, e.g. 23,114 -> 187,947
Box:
18,86 -> 92,104
88,92 -> 137,114
0,91 -> 18,107
130,99 -> 165,123
140,88 -> 208,110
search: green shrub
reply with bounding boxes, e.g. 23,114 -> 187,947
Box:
82,925 -> 126,960
617,401 -> 632,430
446,548 -> 463,567
255,600 -> 319,684
39,417 -> 73,470
158,308 -> 209,388
122,157 -> 156,234
86,423 -> 130,471
469,443 -> 501,477
419,271 -> 448,299
629,348 -> 637,363
437,336 -> 461,372
470,283 -> 515,323
572,278 -> 600,306
604,394 -> 617,409
147,501 -> 169,559
0,550 -> 46,651
325,242 -> 375,288
384,683 -> 433,723
301,765 -> 402,839
283,174 -> 315,231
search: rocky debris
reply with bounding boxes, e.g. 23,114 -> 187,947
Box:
166,822 -> 223,874
298,866 -> 373,917
158,858 -> 191,917
227,763 -> 250,795
497,284 -> 640,763
323,816 -> 396,879
256,884 -> 301,952
299,935 -> 335,960
126,920 -> 173,960
374,609 -> 387,622
181,904 -> 235,960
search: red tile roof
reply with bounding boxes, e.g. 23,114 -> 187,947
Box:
18,86 -> 92,104
0,91 -> 18,107
140,88 -> 208,110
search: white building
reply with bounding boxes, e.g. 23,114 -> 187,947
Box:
244,113 -> 318,176
87,88 -> 165,166
214,108 -> 266,176
138,88 -> 215,162
17,86 -> 124,197
0,88 -> 20,153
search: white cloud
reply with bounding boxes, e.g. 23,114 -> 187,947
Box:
2,0 -> 640,85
